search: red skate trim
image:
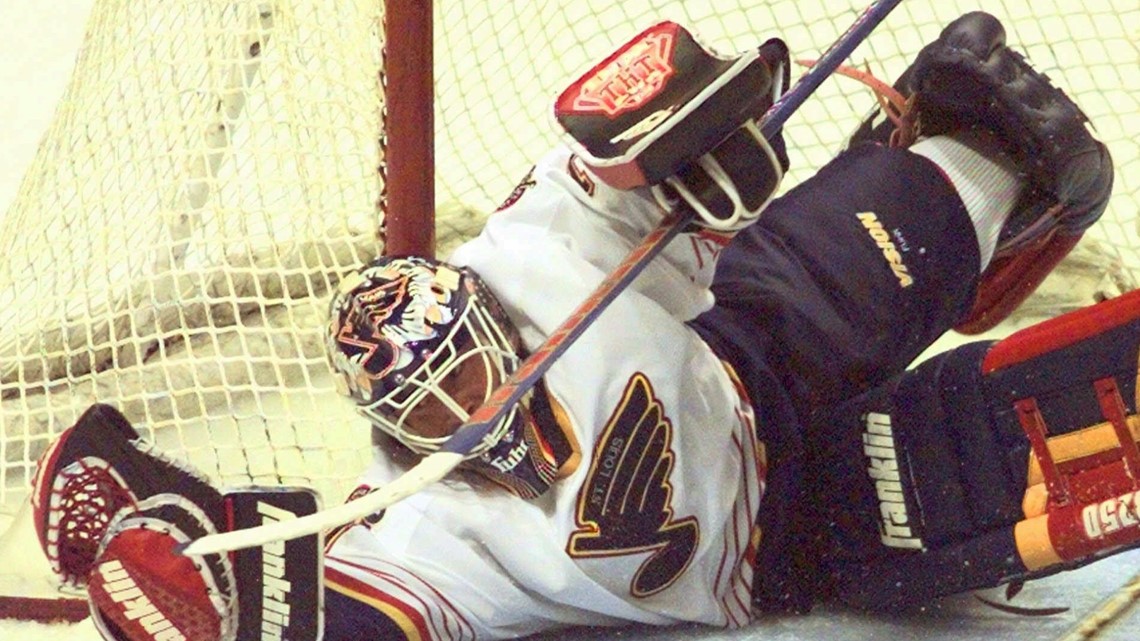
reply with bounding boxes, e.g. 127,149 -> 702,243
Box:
1016,397 -> 1072,506
1096,377 -> 1140,481
1013,375 -> 1140,572
1043,487 -> 1140,567
1017,467 -> 1140,571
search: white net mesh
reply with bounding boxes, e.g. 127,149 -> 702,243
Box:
1,0 -> 386,523
0,0 -> 1137,594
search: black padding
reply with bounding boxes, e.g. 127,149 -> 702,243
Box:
894,341 -> 1024,544
323,588 -> 411,641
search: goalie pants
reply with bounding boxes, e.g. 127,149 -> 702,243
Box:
690,142 -> 982,610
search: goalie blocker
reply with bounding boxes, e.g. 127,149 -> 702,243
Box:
794,288 -> 1140,609
30,404 -> 322,641
554,20 -> 790,232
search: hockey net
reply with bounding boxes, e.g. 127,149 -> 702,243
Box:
0,0 -> 1136,620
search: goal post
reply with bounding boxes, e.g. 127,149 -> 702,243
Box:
383,0 -> 436,258
0,0 -> 1136,622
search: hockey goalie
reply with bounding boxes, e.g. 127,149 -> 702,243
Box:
30,11 -> 1125,641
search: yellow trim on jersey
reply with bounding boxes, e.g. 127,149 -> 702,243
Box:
325,577 -> 423,641
545,388 -> 583,478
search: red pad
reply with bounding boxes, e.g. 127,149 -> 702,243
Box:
983,288 -> 1140,571
982,286 -> 1140,374
957,231 -> 1083,335
88,527 -> 222,641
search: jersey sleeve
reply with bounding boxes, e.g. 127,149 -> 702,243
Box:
469,145 -> 729,321
359,146 -> 769,636
438,197 -> 767,633
322,574 -> 413,641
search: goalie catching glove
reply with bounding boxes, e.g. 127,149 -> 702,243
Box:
30,404 -> 322,641
846,11 -> 1114,333
554,21 -> 790,231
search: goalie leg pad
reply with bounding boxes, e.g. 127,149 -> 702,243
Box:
805,289 -> 1140,609
806,341 -> 1028,609
984,289 -> 1140,570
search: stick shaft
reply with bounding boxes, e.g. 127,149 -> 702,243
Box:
761,0 -> 902,139
447,0 -> 904,454
183,0 -> 903,556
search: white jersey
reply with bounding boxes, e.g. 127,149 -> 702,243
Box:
324,145 -> 768,639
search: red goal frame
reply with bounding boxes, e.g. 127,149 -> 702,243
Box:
382,0 -> 435,258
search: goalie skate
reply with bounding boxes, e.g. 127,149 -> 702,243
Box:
846,11 -> 1114,333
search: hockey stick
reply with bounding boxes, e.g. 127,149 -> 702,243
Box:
182,0 -> 904,556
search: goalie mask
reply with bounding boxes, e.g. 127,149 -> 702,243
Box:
325,255 -> 523,459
